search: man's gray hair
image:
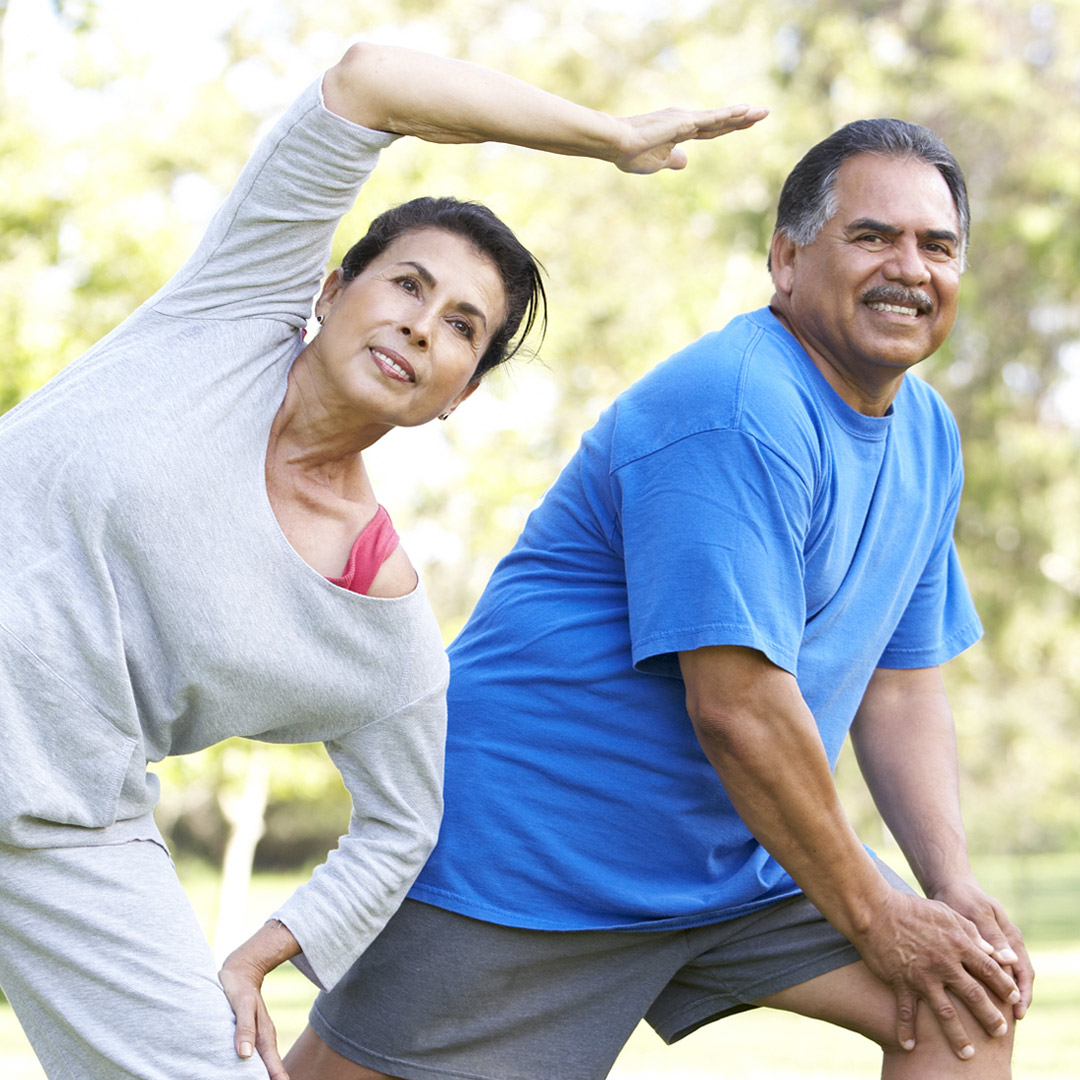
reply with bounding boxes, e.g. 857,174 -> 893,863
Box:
768,118 -> 969,272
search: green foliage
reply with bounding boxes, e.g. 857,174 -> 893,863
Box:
5,0 -> 1080,858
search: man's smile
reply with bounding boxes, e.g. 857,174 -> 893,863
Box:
861,285 -> 934,318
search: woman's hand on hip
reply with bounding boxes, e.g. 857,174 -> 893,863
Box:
218,918 -> 301,1080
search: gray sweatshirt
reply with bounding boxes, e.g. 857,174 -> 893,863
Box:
0,78 -> 449,991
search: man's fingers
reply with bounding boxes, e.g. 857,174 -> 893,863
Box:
893,986 -> 918,1052
954,972 -> 1012,1043
926,989 -> 978,1060
1014,959 -> 1034,1019
971,927 -> 1018,966
967,946 -> 1021,1009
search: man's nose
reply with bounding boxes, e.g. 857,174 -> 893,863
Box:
883,238 -> 930,285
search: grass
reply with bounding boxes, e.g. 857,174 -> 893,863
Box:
2,855 -> 1078,1078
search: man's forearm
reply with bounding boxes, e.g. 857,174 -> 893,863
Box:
851,664 -> 1031,1006
679,644 -> 1021,1058
850,665 -> 973,895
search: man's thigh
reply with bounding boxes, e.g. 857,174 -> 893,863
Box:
642,855 -> 914,1046
305,900 -> 690,1080
295,891 -> 875,1080
0,837 -> 268,1080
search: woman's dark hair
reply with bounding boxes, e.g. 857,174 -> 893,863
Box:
340,196 -> 547,380
769,118 -> 970,272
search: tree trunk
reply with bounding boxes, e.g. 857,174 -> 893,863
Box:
213,746 -> 270,960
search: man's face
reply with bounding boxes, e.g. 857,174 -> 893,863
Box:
770,152 -> 963,415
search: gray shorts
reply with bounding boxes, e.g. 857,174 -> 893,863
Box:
311,858 -> 911,1080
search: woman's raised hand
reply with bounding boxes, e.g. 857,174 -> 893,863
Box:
612,105 -> 769,174
324,43 -> 766,170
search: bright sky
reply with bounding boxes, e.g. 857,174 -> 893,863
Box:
5,0 -> 217,95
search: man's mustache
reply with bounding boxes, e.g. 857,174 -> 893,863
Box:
860,285 -> 933,315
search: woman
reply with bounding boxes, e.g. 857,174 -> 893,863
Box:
0,41 -> 765,1080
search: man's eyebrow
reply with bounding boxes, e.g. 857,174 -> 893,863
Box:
396,260 -> 489,328
844,218 -> 960,246
844,218 -> 900,237
924,227 -> 961,245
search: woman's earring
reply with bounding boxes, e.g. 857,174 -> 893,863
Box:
438,412 -> 450,421
316,314 -> 325,325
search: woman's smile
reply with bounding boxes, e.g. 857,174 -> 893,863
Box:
370,346 -> 415,383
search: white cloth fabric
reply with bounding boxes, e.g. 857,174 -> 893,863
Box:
0,75 -> 447,1000
0,838 -> 272,1079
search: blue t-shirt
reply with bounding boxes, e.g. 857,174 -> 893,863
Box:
410,307 -> 983,931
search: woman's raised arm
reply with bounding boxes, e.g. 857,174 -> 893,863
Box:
322,42 -> 767,174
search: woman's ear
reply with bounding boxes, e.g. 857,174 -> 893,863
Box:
314,267 -> 348,321
440,380 -> 480,420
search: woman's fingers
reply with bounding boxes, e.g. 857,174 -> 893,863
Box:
615,105 -> 769,173
219,966 -> 290,1079
218,967 -> 258,1058
253,995 -> 289,1080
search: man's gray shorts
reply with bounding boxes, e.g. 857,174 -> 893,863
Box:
310,858 -> 912,1080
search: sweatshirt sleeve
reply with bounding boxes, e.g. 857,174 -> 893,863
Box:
150,75 -> 398,328
270,678 -> 447,991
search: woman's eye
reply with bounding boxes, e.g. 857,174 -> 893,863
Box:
451,319 -> 475,340
397,277 -> 419,294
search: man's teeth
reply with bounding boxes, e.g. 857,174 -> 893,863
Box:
374,349 -> 411,379
867,301 -> 919,317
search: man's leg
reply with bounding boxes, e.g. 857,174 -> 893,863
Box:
0,837 -> 269,1080
283,899 -> 697,1080
641,860 -> 1016,1078
285,1025 -> 392,1080
756,959 -> 1015,1078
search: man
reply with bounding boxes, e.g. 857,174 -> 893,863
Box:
287,119 -> 1032,1080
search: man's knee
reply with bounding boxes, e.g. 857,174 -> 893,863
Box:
757,961 -> 1015,1075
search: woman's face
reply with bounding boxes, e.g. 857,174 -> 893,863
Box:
313,227 -> 507,428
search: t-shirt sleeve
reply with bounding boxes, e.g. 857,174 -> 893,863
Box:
614,428 -> 813,679
878,463 -> 983,668
150,77 -> 398,328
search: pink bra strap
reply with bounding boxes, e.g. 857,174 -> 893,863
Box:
328,505 -> 400,594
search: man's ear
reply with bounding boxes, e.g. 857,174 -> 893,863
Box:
314,267 -> 347,320
769,232 -> 798,296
